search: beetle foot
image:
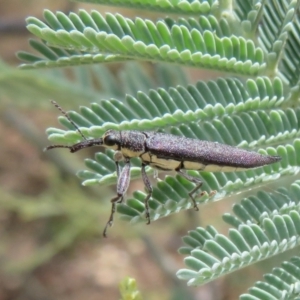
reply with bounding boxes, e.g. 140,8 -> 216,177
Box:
209,190 -> 217,197
145,210 -> 151,224
198,190 -> 216,198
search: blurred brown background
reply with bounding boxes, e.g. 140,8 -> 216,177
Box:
0,1 -> 293,300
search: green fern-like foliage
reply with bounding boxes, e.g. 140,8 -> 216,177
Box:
240,256 -> 300,299
18,0 -> 300,295
178,181 -> 300,286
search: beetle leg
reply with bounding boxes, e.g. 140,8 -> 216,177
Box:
177,169 -> 203,211
141,163 -> 153,224
114,151 -> 124,178
103,158 -> 131,237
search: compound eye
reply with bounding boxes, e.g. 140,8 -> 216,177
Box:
104,135 -> 117,146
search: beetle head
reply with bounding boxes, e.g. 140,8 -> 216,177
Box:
102,129 -> 121,150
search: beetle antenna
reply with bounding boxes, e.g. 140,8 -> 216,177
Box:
50,100 -> 87,141
45,101 -> 104,153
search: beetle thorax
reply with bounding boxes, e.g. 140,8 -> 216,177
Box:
119,131 -> 147,158
102,130 -> 147,158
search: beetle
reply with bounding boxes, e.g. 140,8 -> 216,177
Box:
46,101 -> 281,237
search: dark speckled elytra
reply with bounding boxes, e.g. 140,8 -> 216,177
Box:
46,101 -> 281,237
